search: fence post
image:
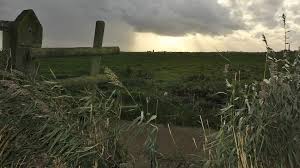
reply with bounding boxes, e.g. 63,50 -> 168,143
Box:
93,21 -> 105,48
90,21 -> 105,76
1,21 -> 13,69
0,21 -> 12,50
89,21 -> 105,97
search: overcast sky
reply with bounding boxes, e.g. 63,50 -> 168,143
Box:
0,0 -> 300,51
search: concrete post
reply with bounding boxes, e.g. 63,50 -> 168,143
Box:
91,21 -> 105,76
0,21 -> 12,50
93,21 -> 105,48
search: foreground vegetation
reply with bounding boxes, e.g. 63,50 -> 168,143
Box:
1,47 -> 299,167
37,52 -> 267,128
0,68 -> 128,166
202,47 -> 300,167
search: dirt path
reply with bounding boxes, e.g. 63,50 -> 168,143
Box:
120,122 -> 214,167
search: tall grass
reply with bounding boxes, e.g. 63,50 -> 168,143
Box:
0,63 -> 132,166
202,15 -> 300,168
0,50 -> 161,167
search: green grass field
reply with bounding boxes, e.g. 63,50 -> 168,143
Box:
38,52 -> 266,80
37,52 -> 266,127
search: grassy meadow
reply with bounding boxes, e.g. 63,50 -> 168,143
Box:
37,52 -> 266,127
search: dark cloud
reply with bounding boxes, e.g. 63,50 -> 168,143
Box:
0,0 -> 245,45
118,0 -> 244,36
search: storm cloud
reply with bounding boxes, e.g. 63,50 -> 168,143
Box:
117,0 -> 245,36
0,0 -> 299,51
0,0 -> 243,44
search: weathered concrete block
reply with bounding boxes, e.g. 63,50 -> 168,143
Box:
13,9 -> 43,48
12,9 -> 43,71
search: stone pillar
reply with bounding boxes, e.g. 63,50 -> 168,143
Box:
91,21 -> 105,93
93,21 -> 105,48
91,21 -> 105,76
1,21 -> 13,69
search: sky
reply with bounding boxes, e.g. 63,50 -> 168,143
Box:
0,0 -> 300,52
